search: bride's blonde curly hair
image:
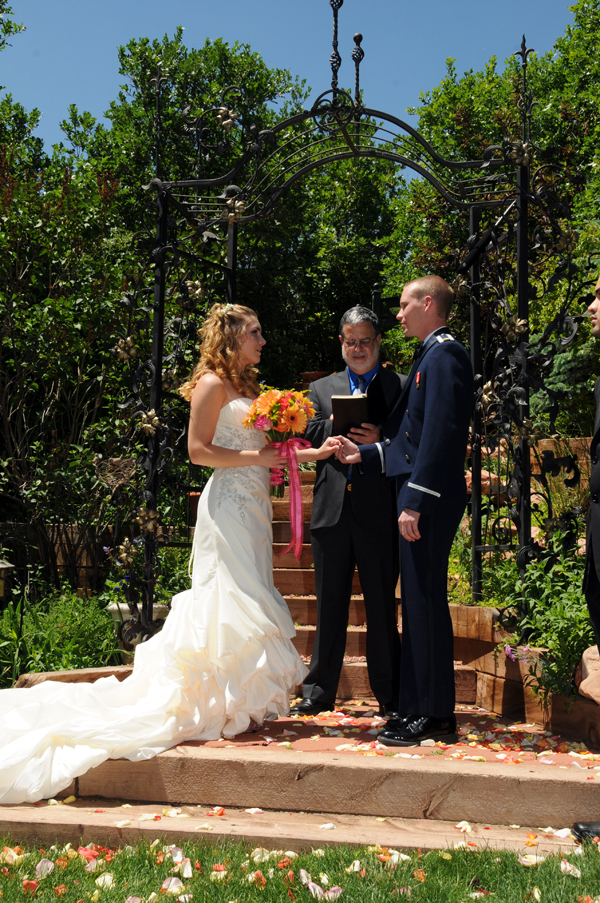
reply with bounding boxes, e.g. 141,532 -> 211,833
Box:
179,302 -> 261,401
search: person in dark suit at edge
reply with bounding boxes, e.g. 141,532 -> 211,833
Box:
337,276 -> 473,746
289,306 -> 405,717
572,276 -> 600,843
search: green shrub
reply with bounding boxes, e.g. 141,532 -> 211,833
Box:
0,587 -> 120,688
495,533 -> 593,701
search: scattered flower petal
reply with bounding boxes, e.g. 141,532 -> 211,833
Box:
209,872 -> 226,883
95,874 -> 115,889
161,877 -> 185,894
319,823 -> 336,830
36,859 -> 55,879
518,855 -> 546,867
245,808 -> 264,815
560,859 -> 581,878
554,828 -> 573,839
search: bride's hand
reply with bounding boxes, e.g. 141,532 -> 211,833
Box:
314,437 -> 341,460
258,445 -> 288,468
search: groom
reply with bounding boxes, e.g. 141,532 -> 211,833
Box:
290,306 -> 404,716
337,276 -> 473,745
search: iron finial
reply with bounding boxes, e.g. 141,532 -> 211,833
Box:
329,0 -> 344,90
514,35 -> 536,144
150,63 -> 167,179
352,33 -> 364,105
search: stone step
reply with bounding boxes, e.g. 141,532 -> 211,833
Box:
272,522 -> 311,543
285,595 -> 368,627
273,544 -> 314,568
0,798 -> 578,855
292,625 -> 368,657
276,569 -> 361,596
16,722 -> 599,830
15,661 -> 476,705
273,500 -> 312,522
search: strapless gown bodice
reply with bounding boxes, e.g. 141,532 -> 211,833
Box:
0,397 -> 306,804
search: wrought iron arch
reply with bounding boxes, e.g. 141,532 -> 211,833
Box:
113,0 -> 589,642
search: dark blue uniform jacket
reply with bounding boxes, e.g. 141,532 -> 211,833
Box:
360,330 -> 474,509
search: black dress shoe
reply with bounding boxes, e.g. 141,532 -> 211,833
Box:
379,703 -> 401,720
378,715 -> 458,747
379,714 -> 411,733
572,822 -> 600,842
289,699 -> 333,715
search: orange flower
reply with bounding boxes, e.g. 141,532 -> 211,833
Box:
255,389 -> 280,414
54,886 -> 67,896
280,405 -> 308,434
414,869 -> 426,883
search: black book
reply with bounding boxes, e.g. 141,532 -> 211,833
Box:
331,395 -> 370,437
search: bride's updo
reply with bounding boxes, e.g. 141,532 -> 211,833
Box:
179,302 -> 261,401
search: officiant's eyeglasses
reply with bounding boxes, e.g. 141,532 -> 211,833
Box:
342,338 -> 375,349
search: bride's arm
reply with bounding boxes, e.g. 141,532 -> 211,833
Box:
295,437 -> 340,463
188,374 -> 288,469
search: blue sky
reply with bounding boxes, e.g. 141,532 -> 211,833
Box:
1,0 -> 575,151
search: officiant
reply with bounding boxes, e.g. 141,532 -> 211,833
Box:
290,306 -> 405,716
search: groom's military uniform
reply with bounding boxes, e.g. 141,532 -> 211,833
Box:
302,365 -> 404,709
360,328 -> 473,718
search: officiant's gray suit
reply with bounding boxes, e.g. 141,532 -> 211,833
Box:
302,366 -> 404,708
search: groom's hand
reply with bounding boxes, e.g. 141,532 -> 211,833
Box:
348,422 -> 381,445
336,436 -> 362,464
399,508 -> 421,542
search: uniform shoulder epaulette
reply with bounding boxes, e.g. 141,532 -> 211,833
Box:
436,333 -> 455,343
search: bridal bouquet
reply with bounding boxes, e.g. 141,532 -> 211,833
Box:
243,387 -> 316,559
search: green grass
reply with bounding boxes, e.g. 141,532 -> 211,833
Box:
1,838 -> 600,903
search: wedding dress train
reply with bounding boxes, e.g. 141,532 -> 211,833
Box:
0,398 -> 306,804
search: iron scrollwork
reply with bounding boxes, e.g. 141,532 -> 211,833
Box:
109,2 -> 595,635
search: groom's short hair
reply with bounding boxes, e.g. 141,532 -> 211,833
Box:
339,306 -> 380,337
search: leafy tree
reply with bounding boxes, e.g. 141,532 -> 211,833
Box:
379,0 -> 600,435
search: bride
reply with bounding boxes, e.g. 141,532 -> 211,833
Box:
0,302 -> 338,805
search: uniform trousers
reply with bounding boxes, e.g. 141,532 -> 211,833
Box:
584,542 -> 600,656
303,489 -> 401,706
397,477 -> 467,719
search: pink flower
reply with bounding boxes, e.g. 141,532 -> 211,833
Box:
254,414 -> 273,431
505,645 -> 516,662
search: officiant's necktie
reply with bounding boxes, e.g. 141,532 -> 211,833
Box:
348,375 -> 367,485
353,375 -> 366,395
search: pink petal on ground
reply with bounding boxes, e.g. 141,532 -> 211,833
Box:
35,860 -> 55,879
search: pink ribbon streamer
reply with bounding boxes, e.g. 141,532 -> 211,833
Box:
271,437 -> 311,560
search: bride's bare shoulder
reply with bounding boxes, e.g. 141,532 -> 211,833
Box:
191,373 -> 227,405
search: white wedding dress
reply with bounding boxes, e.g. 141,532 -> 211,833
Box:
0,398 -> 307,805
